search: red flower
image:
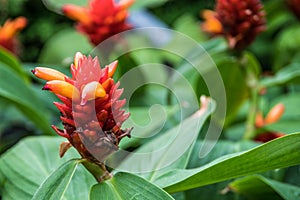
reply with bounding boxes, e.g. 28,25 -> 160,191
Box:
0,17 -> 27,55
32,52 -> 132,164
254,132 -> 285,143
287,0 -> 300,20
201,0 -> 266,50
62,0 -> 134,45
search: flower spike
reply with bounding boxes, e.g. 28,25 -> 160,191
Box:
62,0 -> 134,45
33,52 -> 132,178
201,0 -> 266,50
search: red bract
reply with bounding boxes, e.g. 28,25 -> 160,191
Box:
202,0 -> 266,50
32,52 -> 131,163
287,0 -> 300,20
0,17 -> 27,55
62,0 -> 134,45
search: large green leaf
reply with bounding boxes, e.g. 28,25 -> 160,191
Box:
187,140 -> 259,169
89,172 -> 174,200
185,140 -> 258,200
32,159 -> 80,200
115,98 -> 215,182
0,47 -> 28,82
0,136 -> 95,200
229,175 -> 300,200
38,28 -> 92,65
0,66 -> 53,134
153,132 -> 300,193
120,105 -> 179,149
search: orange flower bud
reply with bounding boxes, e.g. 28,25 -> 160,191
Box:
0,17 -> 27,55
43,80 -> 80,100
32,67 -> 66,81
81,81 -> 106,105
265,103 -> 285,125
62,5 -> 91,25
107,60 -> 118,78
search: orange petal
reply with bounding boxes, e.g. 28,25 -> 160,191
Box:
107,60 -> 118,78
43,80 -> 80,100
265,103 -> 285,125
102,78 -> 114,91
62,4 -> 91,25
0,17 -> 27,40
81,81 -> 106,105
32,67 -> 66,81
201,10 -> 222,34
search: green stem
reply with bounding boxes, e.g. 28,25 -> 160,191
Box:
241,57 -> 259,140
81,159 -> 112,183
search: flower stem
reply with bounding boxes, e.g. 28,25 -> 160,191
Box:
240,56 -> 259,140
81,159 -> 112,183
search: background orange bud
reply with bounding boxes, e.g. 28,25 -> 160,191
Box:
265,103 -> 285,125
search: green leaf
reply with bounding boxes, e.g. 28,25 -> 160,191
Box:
265,120 -> 300,134
32,159 -> 80,200
154,133 -> 300,193
38,28 -> 93,65
188,140 -> 259,168
229,175 -> 300,200
120,105 -> 179,149
185,140 -> 258,200
42,0 -> 87,12
0,136 -> 95,199
0,65 -> 53,134
89,172 -> 174,200
261,63 -> 300,87
116,98 -> 215,182
0,47 -> 28,82
173,14 -> 206,42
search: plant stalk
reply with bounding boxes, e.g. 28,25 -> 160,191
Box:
81,159 -> 112,183
241,57 -> 259,140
